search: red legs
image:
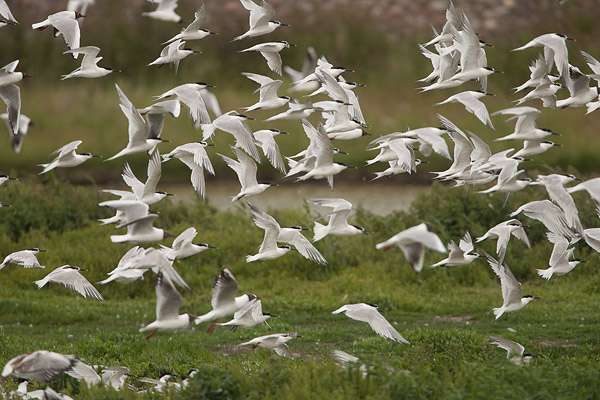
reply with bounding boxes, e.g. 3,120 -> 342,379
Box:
207,319 -> 219,333
145,330 -> 157,339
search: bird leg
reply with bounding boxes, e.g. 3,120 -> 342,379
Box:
206,319 -> 219,333
145,330 -> 158,339
383,245 -> 394,251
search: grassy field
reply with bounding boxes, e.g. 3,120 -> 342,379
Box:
1,180 -> 600,399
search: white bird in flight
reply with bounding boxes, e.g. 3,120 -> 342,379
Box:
430,232 -> 480,268
241,72 -> 290,112
164,3 -> 216,44
1,112 -> 33,153
99,200 -> 173,244
239,41 -> 295,76
246,201 -> 327,265
536,233 -> 583,280
0,248 -> 46,270
0,60 -> 29,136
489,336 -> 534,365
194,268 -> 258,333
436,90 -> 495,129
148,39 -> 200,74
139,271 -> 196,339
218,298 -> 276,330
32,11 -> 84,54
142,0 -> 182,23
61,46 -> 115,80
233,0 -> 289,42
308,198 -> 367,242
162,142 -> 215,200
218,146 -> 275,202
476,219 -> 530,266
35,265 -> 104,301
253,129 -> 288,173
39,140 -> 100,174
483,252 -> 540,320
107,84 -> 168,161
332,303 -> 409,344
376,223 -> 446,272
239,332 -> 297,358
155,82 -> 214,128
1,351 -> 79,384
159,227 -> 216,260
121,150 -> 173,205
202,111 -> 260,160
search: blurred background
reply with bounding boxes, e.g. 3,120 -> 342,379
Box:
1,0 -> 600,195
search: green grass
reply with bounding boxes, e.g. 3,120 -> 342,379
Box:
0,180 -> 600,398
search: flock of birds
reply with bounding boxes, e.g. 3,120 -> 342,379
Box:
1,0 -> 600,397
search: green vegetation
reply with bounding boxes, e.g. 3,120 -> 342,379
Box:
0,180 -> 599,398
1,3 -> 600,180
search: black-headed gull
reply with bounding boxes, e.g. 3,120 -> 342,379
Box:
32,11 -> 83,53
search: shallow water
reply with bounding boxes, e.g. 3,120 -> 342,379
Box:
166,182 -> 430,215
